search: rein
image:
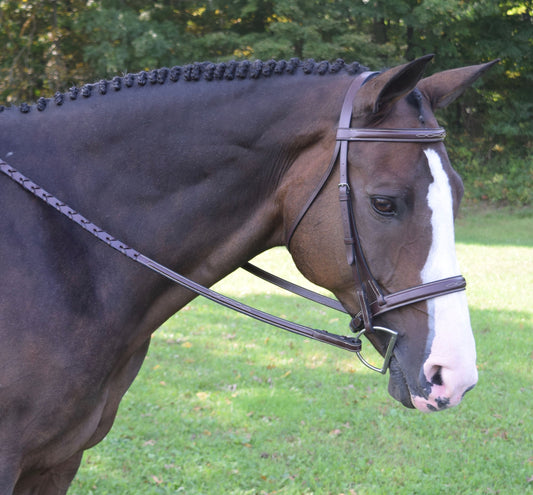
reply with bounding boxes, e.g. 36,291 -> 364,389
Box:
0,159 -> 362,354
0,73 -> 466,374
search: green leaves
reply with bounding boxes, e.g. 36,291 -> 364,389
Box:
79,6 -> 181,75
0,0 -> 531,203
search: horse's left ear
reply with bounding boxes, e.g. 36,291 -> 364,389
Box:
418,59 -> 500,109
353,54 -> 435,119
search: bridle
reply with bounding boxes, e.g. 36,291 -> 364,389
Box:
280,72 -> 466,372
0,72 -> 466,374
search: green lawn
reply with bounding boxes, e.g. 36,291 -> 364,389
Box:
72,208 -> 532,495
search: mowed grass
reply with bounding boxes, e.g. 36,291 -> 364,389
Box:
72,208 -> 532,495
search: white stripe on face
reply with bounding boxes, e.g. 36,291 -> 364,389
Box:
413,149 -> 477,411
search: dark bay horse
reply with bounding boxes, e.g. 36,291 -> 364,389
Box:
0,56 -> 496,493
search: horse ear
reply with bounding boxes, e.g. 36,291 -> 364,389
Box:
354,54 -> 435,118
417,59 -> 500,109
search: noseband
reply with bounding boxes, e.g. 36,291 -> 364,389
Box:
285,73 -> 466,372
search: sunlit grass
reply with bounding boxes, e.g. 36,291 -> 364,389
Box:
72,209 -> 532,495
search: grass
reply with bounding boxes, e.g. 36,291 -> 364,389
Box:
71,208 -> 532,495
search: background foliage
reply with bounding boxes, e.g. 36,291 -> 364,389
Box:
0,0 -> 531,204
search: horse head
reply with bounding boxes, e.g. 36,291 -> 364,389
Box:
286,56 -> 498,412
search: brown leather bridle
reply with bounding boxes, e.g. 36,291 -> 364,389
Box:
279,73 -> 466,372
0,73 -> 466,374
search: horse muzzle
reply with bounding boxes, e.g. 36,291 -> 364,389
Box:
411,363 -> 478,412
386,349 -> 478,412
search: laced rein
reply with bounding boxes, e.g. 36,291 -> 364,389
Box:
0,159 -> 362,354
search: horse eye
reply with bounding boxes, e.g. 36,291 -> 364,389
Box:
371,197 -> 397,216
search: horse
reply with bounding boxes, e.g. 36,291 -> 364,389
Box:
0,55 -> 496,493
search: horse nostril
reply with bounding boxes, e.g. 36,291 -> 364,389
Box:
431,367 -> 443,386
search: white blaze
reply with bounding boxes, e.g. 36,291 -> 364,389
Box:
413,149 -> 477,411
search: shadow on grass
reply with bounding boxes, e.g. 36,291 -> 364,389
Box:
145,297 -> 532,412
73,293 -> 532,494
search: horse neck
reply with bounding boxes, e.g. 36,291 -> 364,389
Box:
0,74 -> 347,291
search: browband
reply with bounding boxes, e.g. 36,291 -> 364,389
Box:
336,127 -> 446,142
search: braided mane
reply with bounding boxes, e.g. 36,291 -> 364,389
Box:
1,58 -> 366,114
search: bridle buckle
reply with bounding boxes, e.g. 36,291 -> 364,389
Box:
338,182 -> 350,191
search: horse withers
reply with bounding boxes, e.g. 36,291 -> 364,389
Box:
0,56 -> 496,493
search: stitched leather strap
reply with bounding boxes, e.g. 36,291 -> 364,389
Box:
336,127 -> 446,142
370,276 -> 466,317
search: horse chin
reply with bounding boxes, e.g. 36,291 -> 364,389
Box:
387,356 -> 415,409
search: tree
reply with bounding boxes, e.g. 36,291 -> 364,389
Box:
1,0 -> 531,159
